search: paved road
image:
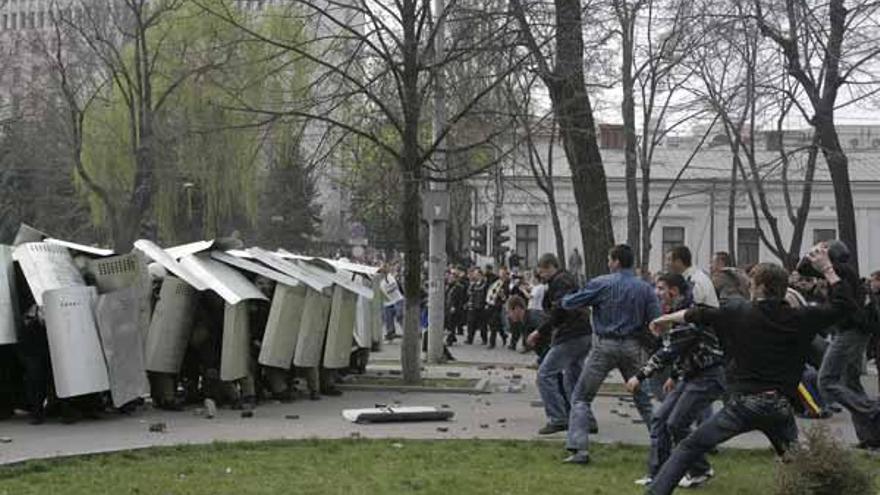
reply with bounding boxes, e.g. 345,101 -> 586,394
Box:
0,342 -> 875,465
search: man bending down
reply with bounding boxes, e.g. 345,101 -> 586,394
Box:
645,245 -> 858,494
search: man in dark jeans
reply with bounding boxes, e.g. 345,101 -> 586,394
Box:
627,273 -> 725,489
445,268 -> 468,345
817,243 -> 880,450
646,246 -> 859,495
465,268 -> 488,345
525,253 -> 594,436
557,245 -> 660,464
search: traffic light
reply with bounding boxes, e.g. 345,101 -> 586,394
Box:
470,224 -> 487,255
492,224 -> 510,257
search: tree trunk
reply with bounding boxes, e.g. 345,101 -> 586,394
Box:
620,17 -> 640,265
727,156 -> 738,266
548,190 -> 566,270
399,0 -> 422,384
815,116 -> 859,273
550,0 -> 614,278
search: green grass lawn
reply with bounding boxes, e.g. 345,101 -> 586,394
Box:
0,439 -> 875,495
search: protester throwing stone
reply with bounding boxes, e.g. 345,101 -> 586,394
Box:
645,244 -> 859,494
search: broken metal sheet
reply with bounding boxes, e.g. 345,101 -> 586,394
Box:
292,289 -> 332,368
294,261 -> 374,300
211,251 -> 302,288
258,283 -> 306,369
220,302 -> 251,382
248,248 -> 332,293
12,224 -> 48,246
43,286 -> 110,398
342,406 -> 454,424
165,240 -> 215,260
145,276 -> 196,374
45,238 -> 114,257
133,239 -> 208,291
179,255 -> 267,305
324,285 -> 358,369
0,246 -> 21,345
12,242 -> 85,306
95,286 -> 150,407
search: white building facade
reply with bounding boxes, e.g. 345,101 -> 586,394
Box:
471,126 -> 880,275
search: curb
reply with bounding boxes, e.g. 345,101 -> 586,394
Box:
337,377 -> 491,395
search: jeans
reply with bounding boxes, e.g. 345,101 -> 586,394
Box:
383,301 -> 403,337
647,366 -> 725,478
819,330 -> 880,445
648,392 -> 797,495
566,336 -> 653,453
538,335 -> 593,427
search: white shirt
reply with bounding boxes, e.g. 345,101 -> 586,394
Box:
529,284 -> 547,311
684,266 -> 720,308
380,275 -> 404,307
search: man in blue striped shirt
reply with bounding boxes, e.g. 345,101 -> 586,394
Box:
560,244 -> 660,464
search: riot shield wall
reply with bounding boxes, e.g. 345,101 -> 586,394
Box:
87,253 -> 153,343
220,302 -> 250,381
324,285 -> 358,369
12,242 -> 85,306
370,277 -> 384,345
179,255 -> 267,305
145,276 -> 196,374
95,286 -> 150,407
293,289 -> 332,368
0,245 -> 20,345
43,286 -> 110,398
258,283 -> 307,369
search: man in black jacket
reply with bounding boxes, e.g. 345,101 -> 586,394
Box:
646,245 -> 860,494
465,268 -> 489,345
445,269 -> 468,345
817,242 -> 880,450
525,253 -> 594,435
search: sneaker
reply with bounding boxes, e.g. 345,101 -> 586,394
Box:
678,469 -> 714,488
634,476 -> 653,486
538,423 -> 567,435
562,452 -> 590,465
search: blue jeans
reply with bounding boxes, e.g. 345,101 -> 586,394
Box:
819,330 -> 880,446
537,335 -> 592,427
566,336 -> 653,453
383,301 -> 403,337
648,392 -> 797,495
647,366 -> 725,478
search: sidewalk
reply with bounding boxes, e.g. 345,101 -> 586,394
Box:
0,341 -> 873,465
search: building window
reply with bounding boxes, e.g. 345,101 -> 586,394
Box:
38,11 -> 44,28
813,229 -> 836,245
515,224 -> 539,268
11,12 -> 16,29
3,15 -> 8,30
662,226 -> 685,257
737,228 -> 760,267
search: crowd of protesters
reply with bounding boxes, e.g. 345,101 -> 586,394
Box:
382,241 -> 880,493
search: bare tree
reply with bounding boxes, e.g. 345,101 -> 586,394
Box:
510,0 -> 614,277
752,0 -> 880,273
197,0 -> 525,383
692,3 -> 818,270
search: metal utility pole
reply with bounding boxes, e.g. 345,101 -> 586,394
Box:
426,0 -> 448,364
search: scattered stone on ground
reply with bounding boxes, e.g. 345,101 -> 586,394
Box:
285,415 -> 300,420
241,411 -> 254,418
148,423 -> 166,433
497,418 -> 507,424
0,437 -> 12,444
446,372 -> 461,378
436,427 -> 449,433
